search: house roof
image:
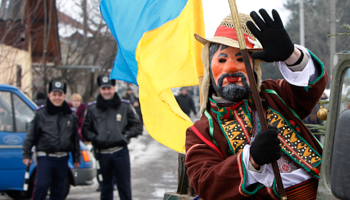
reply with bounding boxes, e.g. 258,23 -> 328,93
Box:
0,0 -> 61,65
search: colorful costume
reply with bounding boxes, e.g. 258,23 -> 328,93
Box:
185,10 -> 328,200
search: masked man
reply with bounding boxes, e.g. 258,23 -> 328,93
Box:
185,9 -> 328,199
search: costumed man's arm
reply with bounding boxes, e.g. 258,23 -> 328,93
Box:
244,9 -> 327,189
185,113 -> 283,199
247,9 -> 328,119
186,123 -> 283,199
245,9 -> 299,185
185,126 -> 253,199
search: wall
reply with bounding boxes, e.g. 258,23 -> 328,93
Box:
0,44 -> 32,98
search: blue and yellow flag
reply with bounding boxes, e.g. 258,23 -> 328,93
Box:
100,0 -> 205,152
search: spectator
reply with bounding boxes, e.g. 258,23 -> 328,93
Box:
123,88 -> 143,125
34,92 -> 46,107
122,88 -> 136,103
303,92 -> 328,140
175,88 -> 197,118
22,80 -> 80,200
132,97 -> 143,126
69,93 -> 87,141
303,103 -> 323,140
82,75 -> 142,200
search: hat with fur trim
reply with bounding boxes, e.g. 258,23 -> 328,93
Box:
196,13 -> 263,114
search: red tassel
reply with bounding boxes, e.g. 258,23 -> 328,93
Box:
312,167 -> 320,174
290,120 -> 295,126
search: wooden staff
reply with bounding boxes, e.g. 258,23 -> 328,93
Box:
227,0 -> 287,199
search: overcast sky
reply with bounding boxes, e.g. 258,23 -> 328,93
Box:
202,0 -> 290,38
57,0 -> 291,38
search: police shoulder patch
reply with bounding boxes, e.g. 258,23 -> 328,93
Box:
36,105 -> 45,111
87,101 -> 96,107
121,99 -> 130,104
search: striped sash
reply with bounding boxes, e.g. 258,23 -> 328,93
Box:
285,178 -> 318,200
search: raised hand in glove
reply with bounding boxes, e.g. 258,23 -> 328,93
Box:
250,127 -> 281,166
246,9 -> 294,62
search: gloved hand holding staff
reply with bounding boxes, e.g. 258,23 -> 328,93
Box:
228,0 -> 287,199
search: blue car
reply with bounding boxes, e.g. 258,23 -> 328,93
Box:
0,84 -> 96,199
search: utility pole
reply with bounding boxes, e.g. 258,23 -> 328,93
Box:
299,0 -> 305,46
82,0 -> 88,38
329,0 -> 336,78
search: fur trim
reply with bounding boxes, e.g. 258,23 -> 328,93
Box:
200,43 -> 211,114
46,99 -> 72,115
96,93 -> 121,110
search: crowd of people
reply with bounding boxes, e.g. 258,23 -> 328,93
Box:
26,76 -> 144,200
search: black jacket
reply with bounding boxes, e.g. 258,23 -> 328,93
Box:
22,99 -> 80,162
176,94 -> 197,116
82,93 -> 142,149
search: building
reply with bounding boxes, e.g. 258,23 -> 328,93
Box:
0,0 -> 60,97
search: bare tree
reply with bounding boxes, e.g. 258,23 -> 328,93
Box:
284,0 -> 350,81
54,0 -> 118,102
0,0 -> 37,96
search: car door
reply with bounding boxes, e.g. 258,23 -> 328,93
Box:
0,89 -> 35,191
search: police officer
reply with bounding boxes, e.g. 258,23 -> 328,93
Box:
22,80 -> 80,200
82,75 -> 142,200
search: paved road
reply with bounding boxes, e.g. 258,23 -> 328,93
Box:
0,130 -> 179,200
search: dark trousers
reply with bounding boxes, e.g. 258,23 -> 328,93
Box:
33,155 -> 69,200
99,147 -> 131,200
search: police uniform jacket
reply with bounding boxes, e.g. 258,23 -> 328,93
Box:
82,93 -> 142,150
22,99 -> 80,163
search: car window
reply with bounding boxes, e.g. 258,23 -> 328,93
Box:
13,93 -> 34,132
341,69 -> 350,113
0,91 -> 14,132
330,68 -> 350,199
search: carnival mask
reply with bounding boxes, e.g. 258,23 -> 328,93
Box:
209,44 -> 251,102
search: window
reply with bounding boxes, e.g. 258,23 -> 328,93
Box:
340,69 -> 350,113
0,0 -> 27,21
0,91 -> 13,132
13,93 -> 34,132
0,91 -> 34,132
330,67 -> 350,199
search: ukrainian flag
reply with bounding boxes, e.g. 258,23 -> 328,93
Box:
100,0 -> 205,152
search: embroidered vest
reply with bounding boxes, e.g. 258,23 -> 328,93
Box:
210,98 -> 321,179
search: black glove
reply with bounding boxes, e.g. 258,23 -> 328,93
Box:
250,127 -> 281,166
246,9 -> 294,62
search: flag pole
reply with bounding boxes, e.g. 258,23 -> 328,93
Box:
227,0 -> 287,199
